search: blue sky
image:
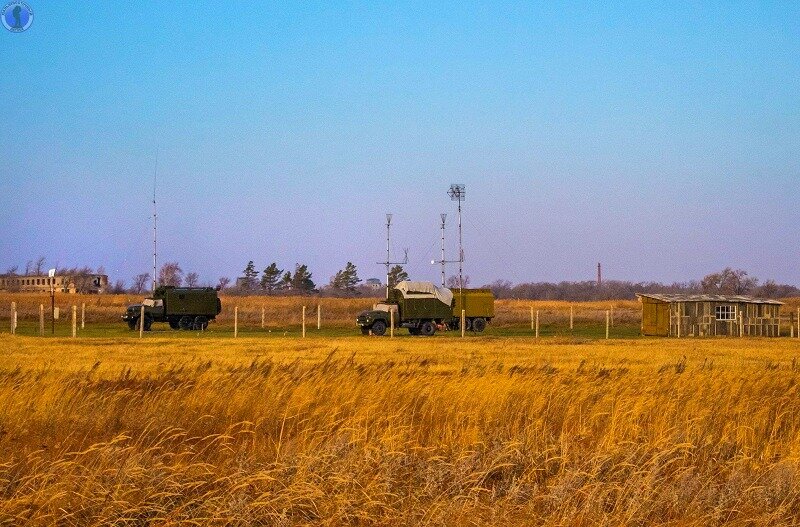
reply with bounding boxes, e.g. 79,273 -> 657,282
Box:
2,2 -> 799,287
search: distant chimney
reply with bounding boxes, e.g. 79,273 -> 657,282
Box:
597,262 -> 602,287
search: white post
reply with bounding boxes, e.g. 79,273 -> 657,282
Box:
261,305 -> 265,329
390,309 -> 394,338
535,310 -> 539,338
39,304 -> 44,336
10,302 -> 15,335
739,312 -> 744,338
530,306 -> 534,330
302,306 -> 306,338
234,306 -> 239,338
605,310 -> 610,339
139,304 -> 145,338
81,302 -> 85,330
72,305 -> 77,338
461,309 -> 466,338
570,305 -> 574,330
317,304 -> 321,330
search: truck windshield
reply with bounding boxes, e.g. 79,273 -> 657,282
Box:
142,299 -> 163,308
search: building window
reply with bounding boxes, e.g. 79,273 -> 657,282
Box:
715,305 -> 736,321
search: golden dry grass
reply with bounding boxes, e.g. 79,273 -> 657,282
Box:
2,334 -> 800,525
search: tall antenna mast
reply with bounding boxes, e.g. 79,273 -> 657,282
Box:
152,151 -> 158,293
377,213 -> 408,298
431,213 -> 459,288
447,184 -> 466,295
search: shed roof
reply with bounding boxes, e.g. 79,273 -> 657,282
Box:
636,293 -> 783,305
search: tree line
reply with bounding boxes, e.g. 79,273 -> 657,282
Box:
6,258 -> 799,300
484,268 -> 800,301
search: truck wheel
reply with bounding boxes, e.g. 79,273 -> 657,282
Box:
472,318 -> 487,332
371,320 -> 387,336
142,315 -> 153,332
178,315 -> 193,330
127,319 -> 137,330
193,316 -> 208,331
361,327 -> 370,335
168,319 -> 180,330
420,321 -> 436,336
408,328 -> 420,335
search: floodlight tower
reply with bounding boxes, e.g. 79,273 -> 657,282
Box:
447,184 -> 466,295
377,214 -> 408,298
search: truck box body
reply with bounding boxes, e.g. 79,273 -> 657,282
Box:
161,287 -> 220,317
389,281 -> 453,321
452,289 -> 495,319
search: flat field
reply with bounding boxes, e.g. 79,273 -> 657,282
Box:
2,329 -> 800,525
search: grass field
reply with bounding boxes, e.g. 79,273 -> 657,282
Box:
2,328 -> 800,525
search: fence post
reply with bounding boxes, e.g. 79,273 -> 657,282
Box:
605,310 -> 610,339
390,309 -> 394,338
234,306 -> 239,338
39,304 -> 44,336
530,306 -> 534,330
792,312 -> 795,338
139,304 -> 145,338
739,312 -> 744,337
10,302 -> 15,335
570,305 -> 574,330
72,305 -> 77,338
317,304 -> 321,330
535,310 -> 539,338
461,309 -> 466,338
81,302 -> 85,330
302,306 -> 306,338
261,305 -> 265,329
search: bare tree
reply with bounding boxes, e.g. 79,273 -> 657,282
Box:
5,265 -> 18,276
111,280 -> 126,294
34,256 -> 46,275
185,272 -> 199,287
24,260 -> 32,275
131,273 -> 150,294
217,276 -> 231,290
701,268 -> 757,295
446,275 -> 471,289
158,262 -> 183,287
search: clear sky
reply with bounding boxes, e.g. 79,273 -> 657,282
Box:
2,2 -> 799,287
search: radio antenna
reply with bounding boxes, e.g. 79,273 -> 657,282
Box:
431,213 -> 460,288
152,151 -> 158,293
377,213 -> 408,298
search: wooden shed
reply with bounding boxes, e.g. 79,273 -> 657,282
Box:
636,293 -> 783,337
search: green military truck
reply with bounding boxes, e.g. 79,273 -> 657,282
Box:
123,286 -> 222,331
356,281 -> 495,336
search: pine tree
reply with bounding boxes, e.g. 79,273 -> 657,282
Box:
260,263 -> 283,293
330,262 -> 360,293
342,262 -> 361,291
279,271 -> 292,290
242,261 -> 259,291
291,264 -> 315,293
387,265 -> 408,288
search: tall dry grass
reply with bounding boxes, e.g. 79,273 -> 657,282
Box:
1,335 -> 800,525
